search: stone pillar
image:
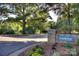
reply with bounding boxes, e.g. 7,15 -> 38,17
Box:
48,29 -> 56,45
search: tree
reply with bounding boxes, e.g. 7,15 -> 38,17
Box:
57,3 -> 72,33
0,3 -> 49,34
57,3 -> 79,33
12,4 -> 39,34
0,3 -> 66,34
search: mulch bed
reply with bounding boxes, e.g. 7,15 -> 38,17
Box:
19,42 -> 78,56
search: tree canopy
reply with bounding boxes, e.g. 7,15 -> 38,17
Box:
0,3 -> 79,34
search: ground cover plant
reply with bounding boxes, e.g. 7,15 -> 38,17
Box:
24,45 -> 44,56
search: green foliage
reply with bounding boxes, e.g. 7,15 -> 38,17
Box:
69,48 -> 77,56
31,52 -> 41,56
25,45 -> 43,56
76,39 -> 79,45
64,43 -> 72,49
0,4 -> 55,34
27,17 -> 49,34
0,28 -> 15,34
0,22 -> 22,34
57,3 -> 79,33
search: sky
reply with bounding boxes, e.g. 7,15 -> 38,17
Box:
0,13 -> 17,20
48,10 -> 58,22
8,13 -> 17,18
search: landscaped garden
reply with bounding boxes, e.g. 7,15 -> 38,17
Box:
19,42 -> 79,56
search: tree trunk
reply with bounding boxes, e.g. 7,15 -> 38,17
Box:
68,3 -> 71,34
22,17 -> 26,34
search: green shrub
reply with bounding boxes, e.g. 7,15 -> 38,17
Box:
64,43 -> 72,49
31,52 -> 41,56
3,29 -> 15,34
35,48 -> 43,53
0,28 -> 15,34
77,39 -> 79,45
25,51 -> 33,56
25,45 -> 43,56
0,22 -> 22,34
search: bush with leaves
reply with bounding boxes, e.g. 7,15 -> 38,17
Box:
77,39 -> 79,46
25,45 -> 44,56
0,22 -> 22,34
64,43 -> 72,49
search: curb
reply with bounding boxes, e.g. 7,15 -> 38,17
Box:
9,43 -> 42,56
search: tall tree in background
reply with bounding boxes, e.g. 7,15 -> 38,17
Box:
2,3 -> 79,34
13,4 -> 39,34
0,3 -> 49,34
57,3 -> 79,33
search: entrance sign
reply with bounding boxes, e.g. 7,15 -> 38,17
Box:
56,34 -> 75,42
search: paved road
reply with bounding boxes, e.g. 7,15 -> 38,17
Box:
0,34 -> 48,42
0,34 -> 48,56
0,41 -> 36,56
